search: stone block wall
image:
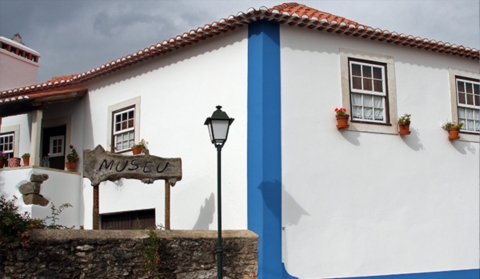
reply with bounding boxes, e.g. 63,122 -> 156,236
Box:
0,230 -> 258,279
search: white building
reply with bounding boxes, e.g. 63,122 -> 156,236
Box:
0,3 -> 478,279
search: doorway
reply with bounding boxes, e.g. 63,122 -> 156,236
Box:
42,125 -> 66,170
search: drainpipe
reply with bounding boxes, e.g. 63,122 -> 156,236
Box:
30,110 -> 43,166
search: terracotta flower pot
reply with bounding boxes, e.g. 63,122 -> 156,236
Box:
9,157 -> 21,168
448,127 -> 460,140
23,157 -> 30,166
398,122 -> 411,135
131,147 -> 144,155
66,161 -> 77,172
336,115 -> 350,129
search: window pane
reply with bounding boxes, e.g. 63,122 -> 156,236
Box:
128,119 -> 134,128
466,83 -> 473,93
364,95 -> 373,107
352,106 -> 362,119
476,121 -> 480,131
364,108 -> 373,120
363,78 -> 373,91
475,111 -> 480,120
362,65 -> 372,77
373,67 -> 382,79
457,81 -> 465,92
474,94 -> 480,106
374,109 -> 383,120
458,93 -> 466,104
373,80 -> 383,92
128,110 -> 134,119
467,94 -> 474,105
458,108 -> 465,118
352,64 -> 361,76
352,77 -> 362,89
467,120 -> 474,130
352,94 -> 362,105
466,109 -> 474,119
374,96 -> 383,108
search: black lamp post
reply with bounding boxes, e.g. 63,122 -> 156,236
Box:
204,105 -> 234,279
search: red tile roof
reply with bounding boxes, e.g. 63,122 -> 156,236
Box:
1,2 -> 478,104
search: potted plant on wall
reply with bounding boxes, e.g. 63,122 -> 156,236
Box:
335,107 -> 350,129
8,157 -> 21,168
0,151 -> 6,168
398,113 -> 411,135
443,122 -> 463,140
66,145 -> 79,171
131,139 -> 148,155
22,153 -> 30,166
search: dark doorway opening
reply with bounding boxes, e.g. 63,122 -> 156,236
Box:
101,209 -> 156,230
42,125 -> 66,170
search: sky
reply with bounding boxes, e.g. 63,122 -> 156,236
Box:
0,0 -> 478,84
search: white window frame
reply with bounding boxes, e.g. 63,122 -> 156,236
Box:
448,68 -> 480,142
49,135 -> 65,157
0,132 -> 15,158
113,107 -> 135,152
107,96 -> 141,153
456,77 -> 479,133
349,60 -> 388,124
340,49 -> 398,135
0,124 -> 20,159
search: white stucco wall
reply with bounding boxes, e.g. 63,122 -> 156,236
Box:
280,26 -> 479,278
82,28 -> 249,230
0,167 -> 82,229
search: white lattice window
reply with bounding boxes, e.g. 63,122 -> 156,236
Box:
49,135 -> 65,157
456,77 -> 480,133
113,107 -> 135,152
0,132 -> 14,159
349,60 -> 387,123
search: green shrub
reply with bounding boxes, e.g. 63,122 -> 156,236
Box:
0,195 -> 45,247
1,195 -> 73,247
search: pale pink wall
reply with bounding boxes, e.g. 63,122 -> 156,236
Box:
0,49 -> 39,90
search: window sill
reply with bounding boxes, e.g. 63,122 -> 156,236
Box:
458,132 -> 480,143
344,121 -> 398,135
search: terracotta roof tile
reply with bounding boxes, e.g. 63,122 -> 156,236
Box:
1,2 -> 478,103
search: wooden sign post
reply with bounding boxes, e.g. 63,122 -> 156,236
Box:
83,145 -> 182,230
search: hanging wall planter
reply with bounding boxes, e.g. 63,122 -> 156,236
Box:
398,113 -> 411,135
335,108 -> 350,129
131,139 -> 148,155
447,127 -> 460,140
443,122 -> 463,141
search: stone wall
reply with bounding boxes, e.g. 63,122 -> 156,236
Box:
0,230 -> 258,279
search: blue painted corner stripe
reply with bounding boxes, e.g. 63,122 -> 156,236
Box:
247,20 -> 296,279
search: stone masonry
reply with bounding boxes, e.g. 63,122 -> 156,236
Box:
0,230 -> 258,279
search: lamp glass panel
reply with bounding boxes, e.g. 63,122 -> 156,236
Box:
211,119 -> 230,144
207,122 -> 214,143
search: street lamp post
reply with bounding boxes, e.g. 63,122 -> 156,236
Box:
204,106 -> 234,279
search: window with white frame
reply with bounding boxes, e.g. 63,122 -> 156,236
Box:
0,132 -> 14,159
456,77 -> 480,133
112,106 -> 135,152
49,135 -> 65,157
349,59 -> 388,123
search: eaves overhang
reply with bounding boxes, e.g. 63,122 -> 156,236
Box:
0,87 -> 87,117
0,2 -> 478,110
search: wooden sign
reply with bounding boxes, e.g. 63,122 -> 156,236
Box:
83,145 -> 182,187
